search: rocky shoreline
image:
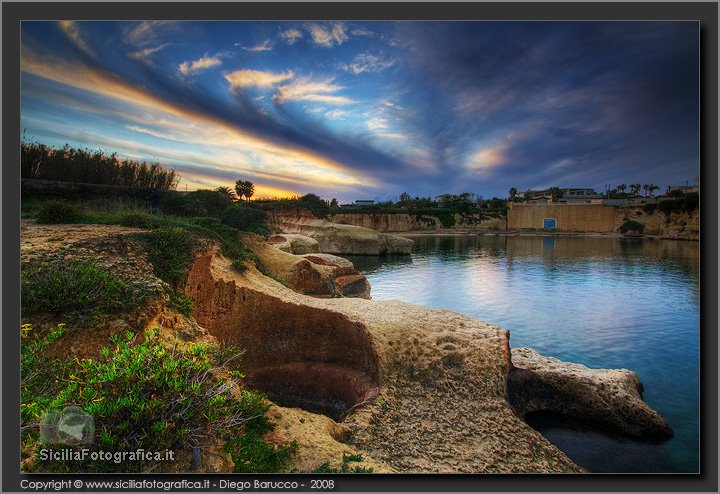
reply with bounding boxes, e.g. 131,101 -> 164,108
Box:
20,220 -> 675,473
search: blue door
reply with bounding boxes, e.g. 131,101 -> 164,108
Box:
543,218 -> 557,229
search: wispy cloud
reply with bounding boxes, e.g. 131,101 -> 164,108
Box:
279,27 -> 303,45
58,21 -> 93,57
325,109 -> 348,119
274,76 -> 355,105
129,43 -> 169,61
307,23 -> 348,48
225,69 -> 294,89
340,52 -> 396,75
125,20 -> 174,47
467,146 -> 507,174
236,39 -> 272,52
125,124 -> 181,141
350,27 -> 376,38
179,54 -> 222,76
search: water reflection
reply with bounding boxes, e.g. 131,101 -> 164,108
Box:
346,234 -> 700,473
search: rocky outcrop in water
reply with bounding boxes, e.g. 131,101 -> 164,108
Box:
243,233 -> 371,299
508,348 -> 673,441
266,209 -> 413,255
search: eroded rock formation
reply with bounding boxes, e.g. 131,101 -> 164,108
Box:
184,247 -> 585,472
268,234 -> 320,255
508,348 -> 673,441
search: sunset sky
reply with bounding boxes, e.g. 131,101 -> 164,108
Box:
21,20 -> 698,202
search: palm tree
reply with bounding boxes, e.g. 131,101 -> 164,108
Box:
630,183 -> 641,196
617,184 -> 627,195
234,180 -> 255,202
649,185 -> 660,197
509,187 -> 518,201
244,181 -> 255,202
642,184 -> 650,197
549,187 -> 563,203
215,186 -> 237,201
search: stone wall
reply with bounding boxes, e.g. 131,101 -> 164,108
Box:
507,204 -> 617,232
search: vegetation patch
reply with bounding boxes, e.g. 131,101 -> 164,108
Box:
168,292 -> 193,317
21,258 -> 149,321
658,193 -> 699,215
133,227 -> 195,288
221,205 -> 268,235
22,328 -> 293,473
22,141 -> 178,189
36,200 -> 85,224
162,189 -> 233,217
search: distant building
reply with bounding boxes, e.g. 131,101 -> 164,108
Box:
434,194 -> 453,205
354,200 -> 375,206
520,188 -> 603,205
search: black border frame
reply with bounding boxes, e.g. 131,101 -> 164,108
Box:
3,3 -> 717,493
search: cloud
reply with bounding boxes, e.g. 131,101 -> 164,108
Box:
178,54 -> 222,75
58,21 -> 93,57
350,27 -> 376,38
237,39 -> 272,52
224,69 -> 294,89
366,118 -> 388,131
125,124 -> 181,141
279,27 -> 303,45
324,109 -> 348,119
340,52 -> 396,75
273,76 -> 355,105
125,20 -> 174,47
307,23 -> 348,47
467,146 -> 507,174
130,43 -> 169,61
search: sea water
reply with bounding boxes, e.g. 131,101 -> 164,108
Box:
344,235 -> 699,473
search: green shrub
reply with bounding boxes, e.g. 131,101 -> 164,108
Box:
642,203 -> 657,215
133,227 -> 195,288
21,323 -> 72,427
619,220 -> 645,234
221,206 -> 268,235
24,329 -> 291,473
36,200 -> 84,224
161,190 -> 232,217
21,258 -> 149,319
168,292 -> 193,317
118,212 -> 157,229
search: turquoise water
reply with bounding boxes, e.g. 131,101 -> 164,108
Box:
344,235 -> 699,473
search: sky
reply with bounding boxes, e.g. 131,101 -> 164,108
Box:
20,20 -> 699,202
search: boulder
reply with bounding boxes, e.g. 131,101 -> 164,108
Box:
268,234 -> 320,255
508,347 -> 673,441
241,234 -> 371,299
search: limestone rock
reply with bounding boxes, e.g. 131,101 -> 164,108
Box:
241,233 -> 371,299
185,249 -> 585,473
508,347 -> 673,441
268,234 -> 320,255
266,209 -> 413,255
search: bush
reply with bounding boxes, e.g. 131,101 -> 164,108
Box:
311,454 -> 373,473
24,329 -> 291,473
168,292 -> 193,317
221,206 -> 268,235
658,193 -> 699,215
133,227 -> 195,288
118,212 -> 157,229
161,190 -> 232,217
21,258 -> 149,319
36,200 -> 85,224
